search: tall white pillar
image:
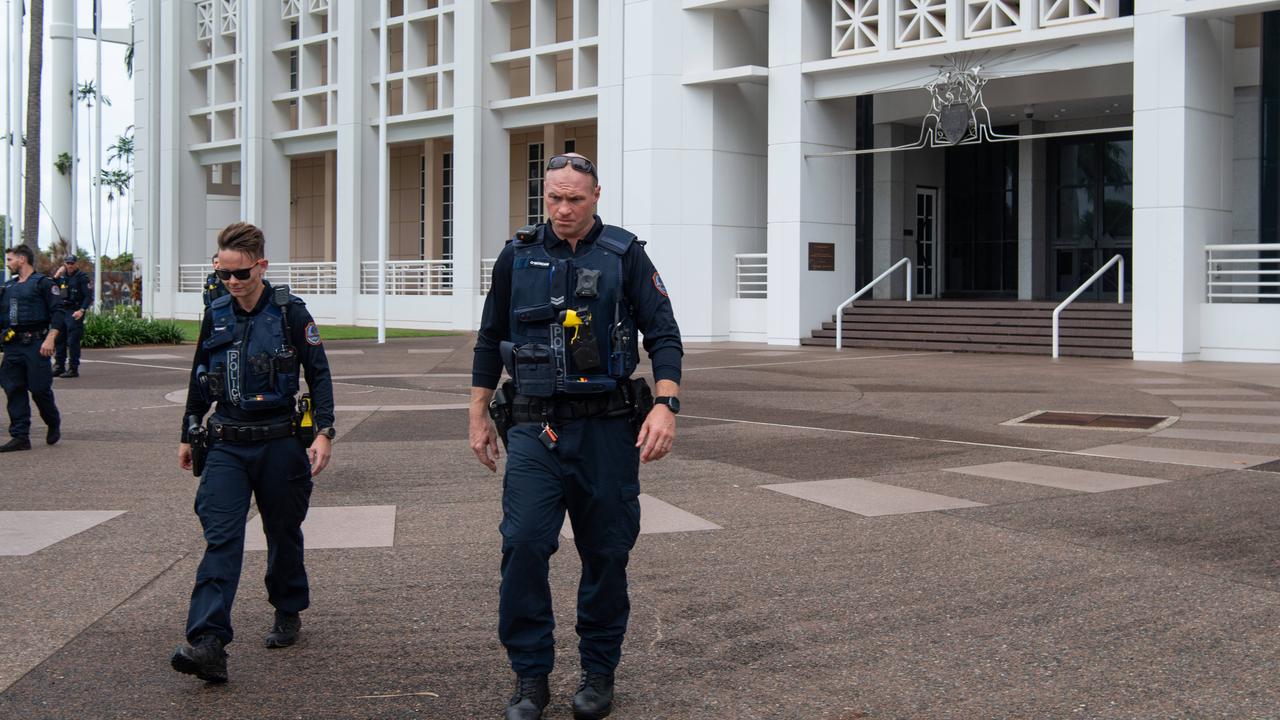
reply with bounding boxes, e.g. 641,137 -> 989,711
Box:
48,0 -> 75,248
1017,120 -> 1046,300
333,0 -> 371,325
871,123 -> 906,300
1131,5 -> 1235,361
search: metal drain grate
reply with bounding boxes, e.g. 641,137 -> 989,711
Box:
1004,411 -> 1175,431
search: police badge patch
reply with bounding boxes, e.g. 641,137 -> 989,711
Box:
652,272 -> 668,298
304,322 -> 323,346
50,284 -> 61,296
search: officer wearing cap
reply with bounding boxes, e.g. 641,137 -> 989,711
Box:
51,254 -> 92,379
170,222 -> 336,684
202,252 -> 227,307
0,244 -> 64,452
470,153 -> 683,720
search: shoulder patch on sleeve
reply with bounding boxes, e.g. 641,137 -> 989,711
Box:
651,271 -> 668,298
304,322 -> 323,346
49,283 -> 61,297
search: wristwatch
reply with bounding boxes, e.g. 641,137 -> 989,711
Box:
654,396 -> 680,415
316,426 -> 336,440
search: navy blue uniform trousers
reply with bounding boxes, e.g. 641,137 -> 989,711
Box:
186,434 -> 312,645
499,416 -> 641,677
54,312 -> 84,368
0,339 -> 59,439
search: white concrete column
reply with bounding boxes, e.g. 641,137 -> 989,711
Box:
1017,120 -> 1046,300
332,0 -> 372,324
767,0 -> 857,344
158,0 -> 213,318
1131,4 -> 1235,361
452,0 -> 507,329
594,0 -> 623,222
242,3 -> 290,261
871,123 -> 906,299
47,0 -> 75,248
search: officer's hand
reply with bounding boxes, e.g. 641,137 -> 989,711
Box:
470,412 -> 501,472
308,435 -> 332,476
178,443 -> 193,471
636,405 -> 677,463
39,338 -> 55,358
73,310 -> 84,320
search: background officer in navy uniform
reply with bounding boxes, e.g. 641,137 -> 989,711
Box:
0,244 -> 64,452
171,222 -> 336,684
202,251 -> 227,307
51,254 -> 92,378
470,153 -> 683,720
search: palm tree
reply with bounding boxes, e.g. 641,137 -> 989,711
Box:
77,82 -> 110,257
22,0 -> 45,248
108,127 -> 134,168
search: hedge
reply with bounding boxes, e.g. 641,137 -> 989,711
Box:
82,306 -> 186,348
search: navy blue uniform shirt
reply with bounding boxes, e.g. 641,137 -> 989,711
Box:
60,271 -> 92,310
473,216 -> 683,390
1,273 -> 66,331
181,283 -> 335,441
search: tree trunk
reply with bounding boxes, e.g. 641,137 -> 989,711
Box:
22,0 -> 45,248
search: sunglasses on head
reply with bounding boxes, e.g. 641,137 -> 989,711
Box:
215,261 -> 262,281
546,154 -> 597,181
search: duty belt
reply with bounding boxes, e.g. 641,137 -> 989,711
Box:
208,419 -> 296,443
511,388 -> 634,424
3,327 -> 49,345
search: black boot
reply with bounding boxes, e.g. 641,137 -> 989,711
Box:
52,365 -> 65,378
62,367 -> 79,379
505,675 -> 549,720
265,609 -> 301,648
170,634 -> 228,683
572,671 -> 615,720
46,424 -> 60,446
0,437 -> 31,452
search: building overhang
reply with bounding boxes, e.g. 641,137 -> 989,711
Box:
491,89 -> 598,130
1175,0 -> 1280,18
804,19 -> 1134,102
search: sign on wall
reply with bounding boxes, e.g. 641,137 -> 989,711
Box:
808,243 -> 835,272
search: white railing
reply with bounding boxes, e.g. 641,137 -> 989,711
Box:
480,258 -> 497,295
735,253 -> 767,299
264,261 -> 338,294
835,257 -> 912,350
179,264 -> 208,293
1052,253 -> 1124,359
360,260 -> 454,296
1206,243 -> 1280,303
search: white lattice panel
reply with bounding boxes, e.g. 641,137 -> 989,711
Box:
1040,0 -> 1109,27
197,1 -> 214,41
965,0 -> 1022,37
220,0 -> 239,36
309,0 -> 329,14
833,0 -> 880,56
281,0 -> 301,20
896,0 -> 948,47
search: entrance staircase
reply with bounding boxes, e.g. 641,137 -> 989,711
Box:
802,300 -> 1132,358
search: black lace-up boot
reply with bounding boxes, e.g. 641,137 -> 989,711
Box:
572,670 -> 614,719
265,610 -> 301,648
505,675 -> 549,720
170,634 -> 228,683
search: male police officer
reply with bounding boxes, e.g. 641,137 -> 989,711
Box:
171,222 -> 336,684
470,153 -> 683,720
52,254 -> 92,378
0,245 -> 64,452
202,252 -> 227,307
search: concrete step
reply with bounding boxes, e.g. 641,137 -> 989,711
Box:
810,328 -> 1132,348
821,322 -> 1132,338
840,306 -> 1130,321
799,336 -> 1132,358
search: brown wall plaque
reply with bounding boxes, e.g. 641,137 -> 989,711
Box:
808,243 -> 835,271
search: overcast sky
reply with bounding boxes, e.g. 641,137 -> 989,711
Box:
1,0 -> 136,258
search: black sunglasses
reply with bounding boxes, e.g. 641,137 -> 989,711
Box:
546,154 -> 597,181
215,262 -> 261,281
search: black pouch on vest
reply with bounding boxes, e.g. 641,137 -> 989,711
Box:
575,268 -> 601,298
512,343 -> 556,398
570,323 -> 602,373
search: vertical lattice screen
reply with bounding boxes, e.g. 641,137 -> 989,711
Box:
832,0 -> 880,56
896,0 -> 948,47
965,0 -> 1022,37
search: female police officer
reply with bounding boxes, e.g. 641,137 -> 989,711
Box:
470,154 -> 683,720
171,222 -> 336,683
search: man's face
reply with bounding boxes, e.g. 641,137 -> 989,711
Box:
5,253 -> 23,274
215,249 -> 265,299
544,167 -> 600,242
65,261 -> 78,274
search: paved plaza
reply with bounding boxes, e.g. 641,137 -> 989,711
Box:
2,337 -> 1280,719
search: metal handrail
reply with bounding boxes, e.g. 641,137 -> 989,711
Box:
735,253 -> 767,299
1206,243 -> 1280,302
1052,253 -> 1124,359
835,257 -> 912,351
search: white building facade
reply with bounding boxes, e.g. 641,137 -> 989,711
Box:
131,0 -> 1280,362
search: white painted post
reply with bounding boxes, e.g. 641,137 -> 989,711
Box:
93,0 -> 103,310
377,0 -> 389,344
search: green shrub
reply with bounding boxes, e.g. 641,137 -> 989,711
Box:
82,306 -> 186,348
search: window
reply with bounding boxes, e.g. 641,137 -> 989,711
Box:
442,152 -> 454,260
564,139 -> 576,153
527,142 -> 545,224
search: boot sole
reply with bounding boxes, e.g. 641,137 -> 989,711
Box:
170,650 -> 228,683
573,703 -> 613,720
264,635 -> 298,649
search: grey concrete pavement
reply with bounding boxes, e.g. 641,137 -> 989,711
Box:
2,336 -> 1280,718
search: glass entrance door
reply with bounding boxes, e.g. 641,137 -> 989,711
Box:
915,188 -> 938,297
943,140 -> 1018,296
1049,134 -> 1133,300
